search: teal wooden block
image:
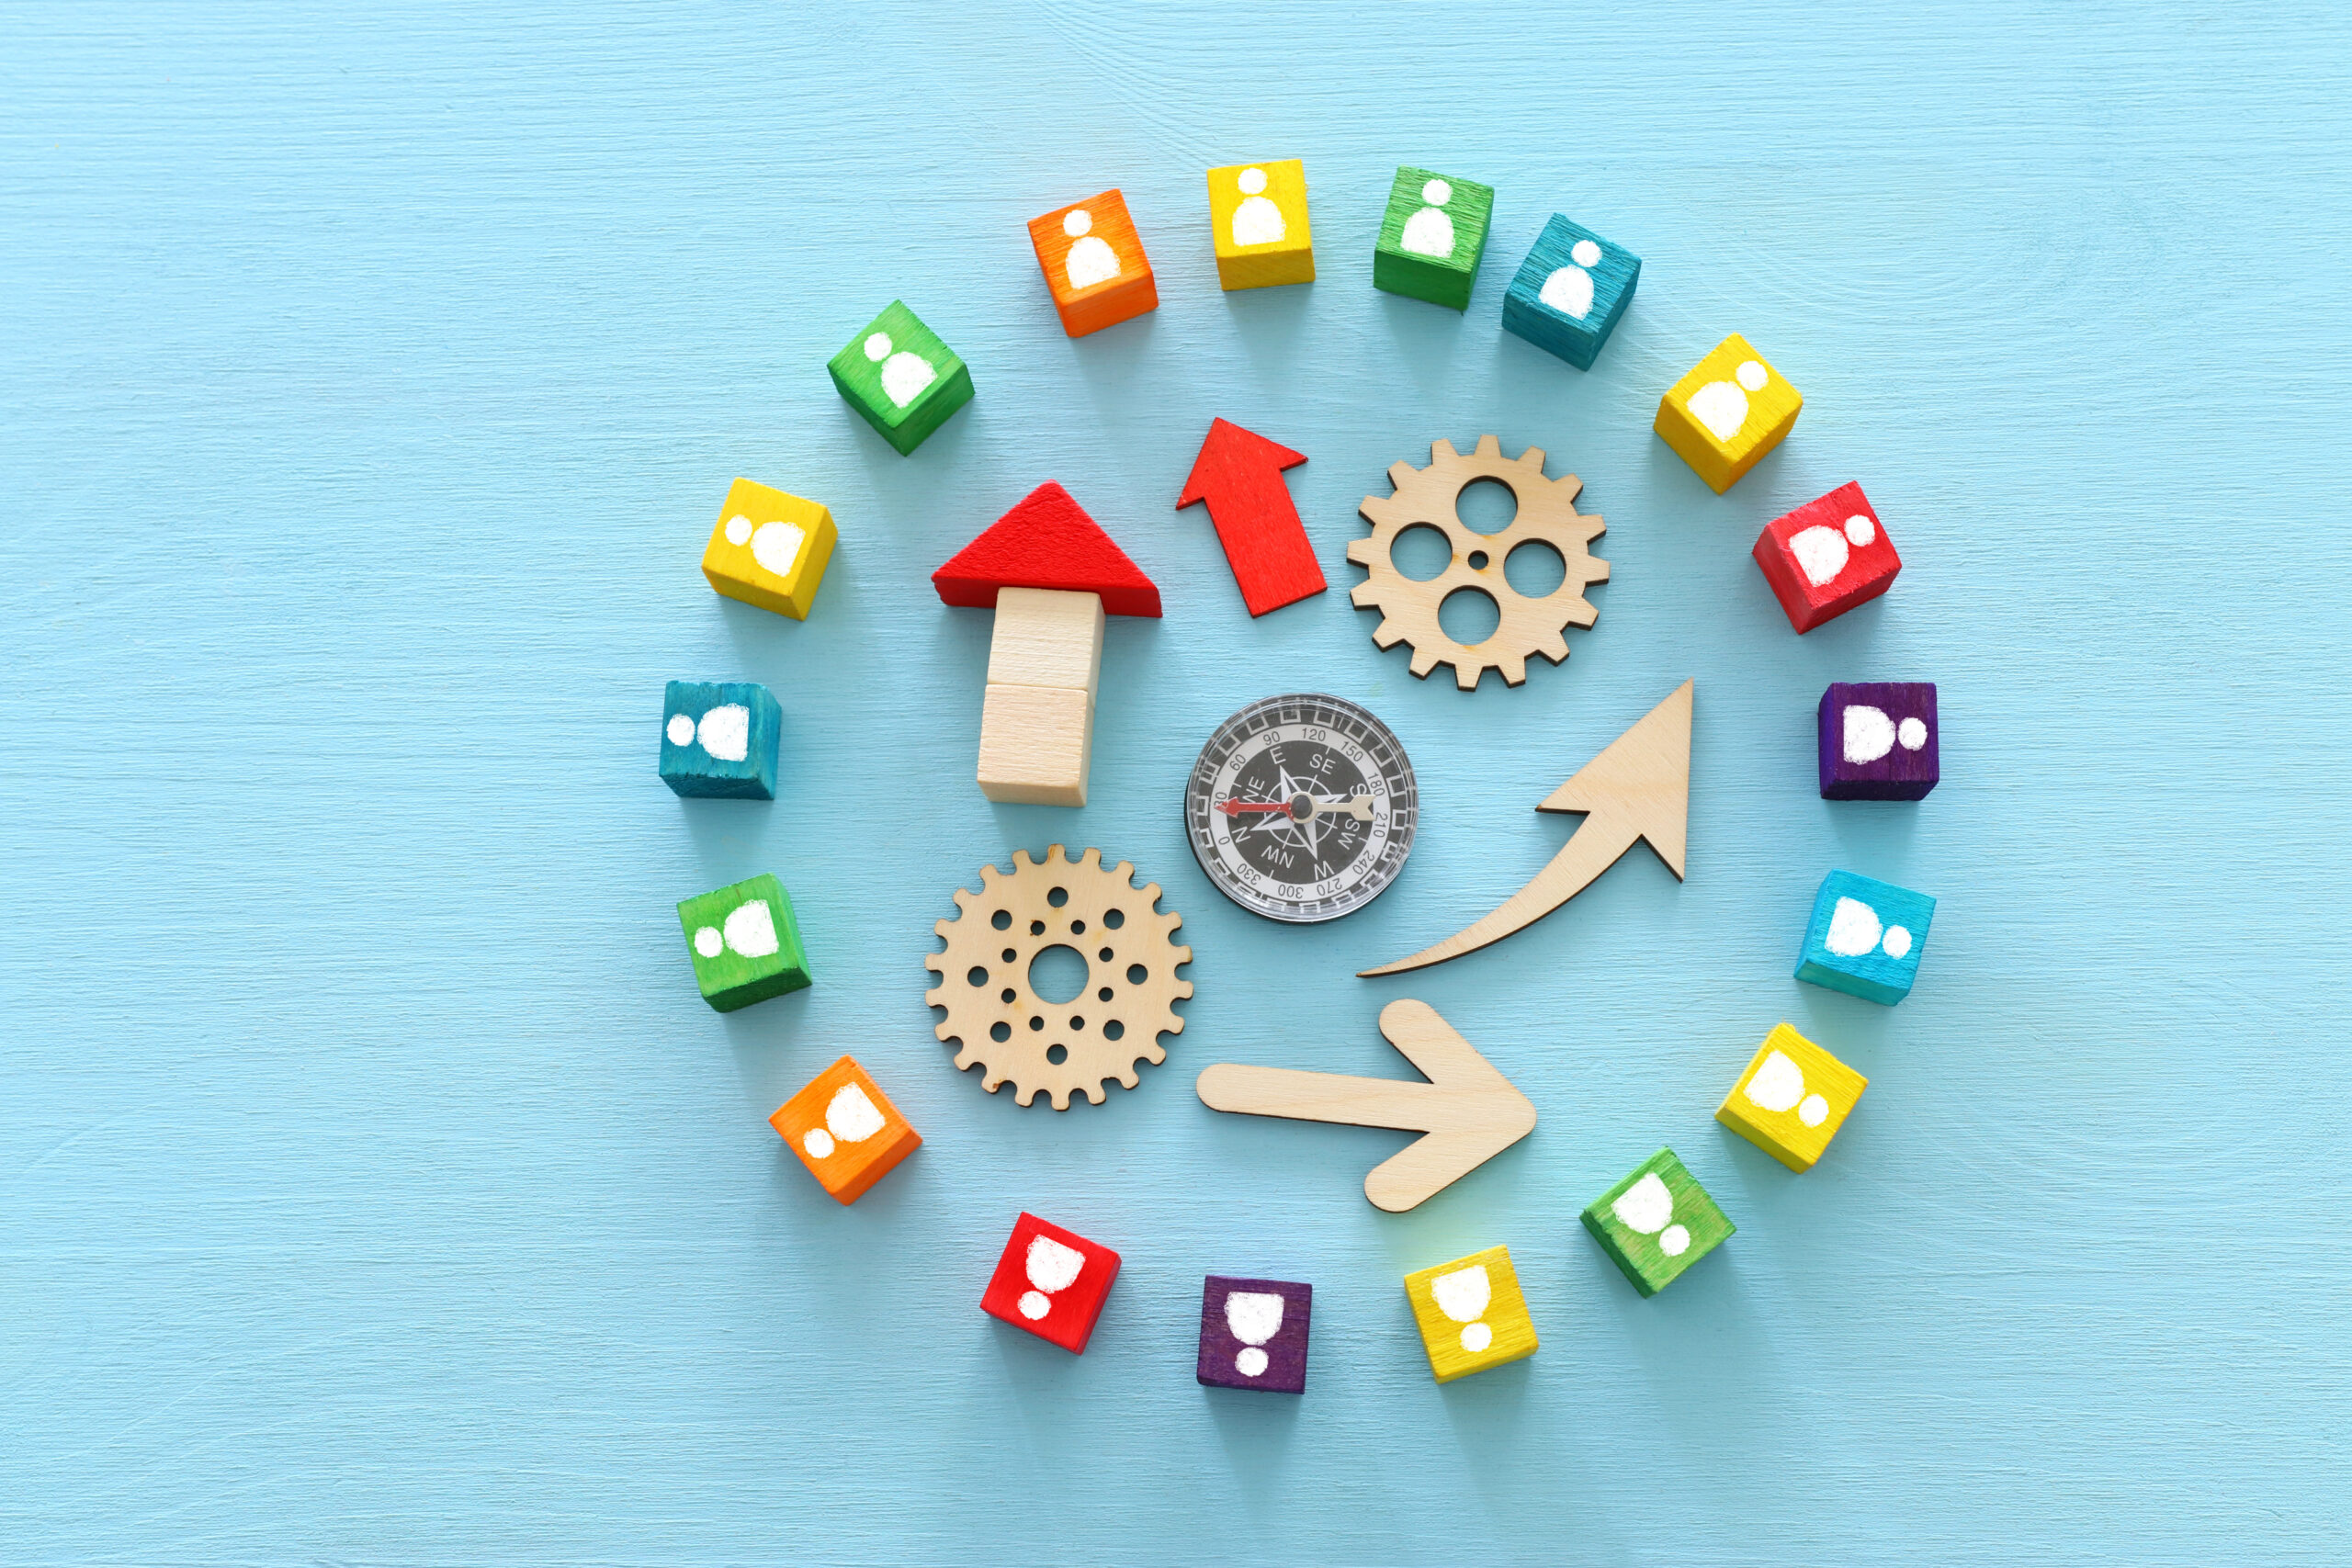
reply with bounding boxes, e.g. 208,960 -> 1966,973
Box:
658,680 -> 781,799
1501,214 -> 1641,369
826,300 -> 973,455
1795,869 -> 1936,1004
1371,166 -> 1493,310
1579,1148 -> 1734,1297
676,873 -> 811,1011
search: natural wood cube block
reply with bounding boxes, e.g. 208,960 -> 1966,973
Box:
1580,1148 -> 1733,1296
1715,1023 -> 1868,1171
770,1055 -> 922,1203
1206,159 -> 1314,290
1373,165 -> 1493,310
701,478 -> 838,621
1654,333 -> 1803,492
1404,1245 -> 1537,1382
1026,188 -> 1157,337
977,682 -> 1092,806
826,299 -> 973,456
986,587 -> 1103,699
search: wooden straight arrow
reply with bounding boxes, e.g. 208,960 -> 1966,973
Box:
1176,417 -> 1326,617
1195,999 -> 1536,1213
1360,680 -> 1693,976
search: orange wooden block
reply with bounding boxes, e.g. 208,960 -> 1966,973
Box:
769,1055 -> 922,1203
1026,189 -> 1158,337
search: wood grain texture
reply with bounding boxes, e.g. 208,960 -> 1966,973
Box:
6,3 -> 2352,1562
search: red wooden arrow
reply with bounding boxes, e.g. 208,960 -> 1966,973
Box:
1176,418 -> 1326,617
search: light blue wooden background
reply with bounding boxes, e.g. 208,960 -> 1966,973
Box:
6,4 -> 2348,1562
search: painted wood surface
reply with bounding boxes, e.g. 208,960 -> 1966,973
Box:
5,4 -> 2351,1562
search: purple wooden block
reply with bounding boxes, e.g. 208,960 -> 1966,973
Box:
1196,1275 -> 1311,1393
1819,682 -> 1939,800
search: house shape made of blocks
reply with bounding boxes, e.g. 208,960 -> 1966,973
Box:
933,483 -> 1162,807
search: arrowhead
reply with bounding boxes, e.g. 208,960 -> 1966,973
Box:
1538,679 -> 1692,878
1177,418 -> 1306,509
933,482 -> 1162,617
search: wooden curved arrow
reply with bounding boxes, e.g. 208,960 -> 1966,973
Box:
1360,680 -> 1692,976
1195,999 -> 1535,1212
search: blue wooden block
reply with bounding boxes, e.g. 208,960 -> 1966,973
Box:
1795,870 -> 1936,1004
659,681 -> 781,799
1500,215 -> 1640,369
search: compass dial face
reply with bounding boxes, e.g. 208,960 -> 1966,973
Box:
1185,694 -> 1418,923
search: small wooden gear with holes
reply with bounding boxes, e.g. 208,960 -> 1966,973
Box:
924,845 -> 1193,1110
1348,434 -> 1609,690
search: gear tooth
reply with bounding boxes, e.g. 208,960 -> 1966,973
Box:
1345,539 -> 1374,567
1498,654 -> 1528,685
1517,444 -> 1547,471
1454,660 -> 1481,691
1430,440 -> 1461,466
1541,633 -> 1570,662
1474,434 -> 1501,458
1350,582 -> 1379,607
1589,558 -> 1611,582
1113,1066 -> 1139,1089
1410,647 -> 1439,677
1388,461 -> 1419,490
952,1043 -> 974,1065
1373,619 -> 1405,649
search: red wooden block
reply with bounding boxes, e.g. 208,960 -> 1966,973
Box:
1176,418 -> 1327,617
979,1212 -> 1121,1354
933,482 -> 1163,617
1753,481 -> 1902,632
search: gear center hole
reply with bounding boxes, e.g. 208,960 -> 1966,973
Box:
1028,943 -> 1090,1006
1455,477 -> 1520,535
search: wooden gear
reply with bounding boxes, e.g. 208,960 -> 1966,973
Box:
925,846 -> 1193,1110
1348,434 -> 1608,689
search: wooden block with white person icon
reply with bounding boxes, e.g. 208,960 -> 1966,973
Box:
1654,333 -> 1803,493
1373,165 -> 1494,310
676,873 -> 811,1012
1580,1148 -> 1733,1297
827,299 -> 974,455
1715,1023 -> 1868,1172
1206,159 -> 1314,290
771,1056 -> 921,1203
1403,1245 -> 1537,1382
701,478 -> 838,622
1502,214 -> 1642,369
1027,188 -> 1158,337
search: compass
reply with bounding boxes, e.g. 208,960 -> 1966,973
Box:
1185,694 -> 1418,923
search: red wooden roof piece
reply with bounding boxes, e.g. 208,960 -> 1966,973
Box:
932,482 -> 1162,617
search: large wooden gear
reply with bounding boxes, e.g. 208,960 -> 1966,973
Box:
1348,434 -> 1609,690
924,845 -> 1193,1110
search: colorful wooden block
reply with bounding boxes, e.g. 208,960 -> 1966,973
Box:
701,478 -> 838,621
1795,870 -> 1935,1005
1654,333 -> 1803,493
979,1212 -> 1120,1354
675,873 -> 810,1012
1715,1023 -> 1868,1172
1819,682 -> 1939,799
1027,188 -> 1157,337
1501,214 -> 1641,369
1176,418 -> 1322,617
770,1055 -> 922,1203
1206,160 -> 1314,290
1580,1148 -> 1734,1297
1403,1245 -> 1537,1382
932,482 -> 1162,617
1372,166 -> 1493,310
825,300 -> 973,455
1196,1276 -> 1311,1393
658,680 -> 781,800
1755,482 -> 1903,633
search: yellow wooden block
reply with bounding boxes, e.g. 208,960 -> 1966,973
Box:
702,477 -> 838,620
1653,333 -> 1803,493
1206,159 -> 1315,290
1714,1022 -> 1867,1171
986,588 -> 1103,699
977,682 -> 1092,807
1403,1245 -> 1537,1382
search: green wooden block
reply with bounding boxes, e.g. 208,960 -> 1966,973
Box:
826,299 -> 974,456
1372,166 -> 1493,310
676,873 -> 811,1012
1579,1147 -> 1734,1297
